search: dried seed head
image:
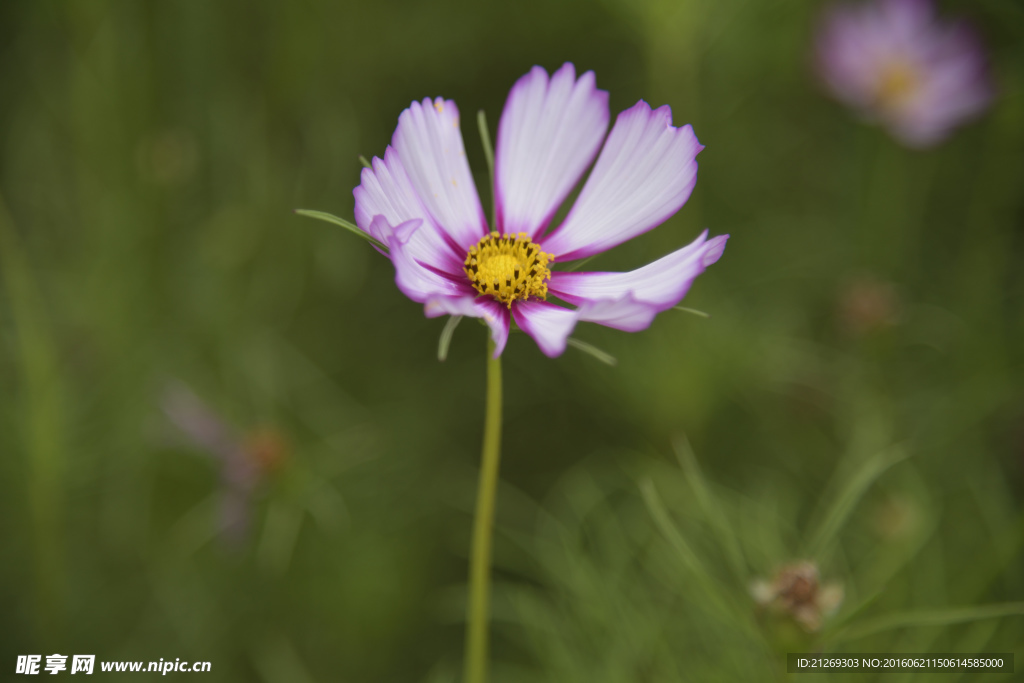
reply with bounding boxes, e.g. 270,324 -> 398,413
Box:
751,561 -> 844,632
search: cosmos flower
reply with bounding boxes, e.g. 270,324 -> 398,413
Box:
816,0 -> 992,147
354,63 -> 728,358
162,383 -> 287,544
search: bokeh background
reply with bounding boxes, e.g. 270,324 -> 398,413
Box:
1,0 -> 1022,680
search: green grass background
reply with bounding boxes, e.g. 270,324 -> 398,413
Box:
1,0 -> 1022,680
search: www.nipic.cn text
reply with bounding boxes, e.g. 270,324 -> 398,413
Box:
16,655 -> 212,675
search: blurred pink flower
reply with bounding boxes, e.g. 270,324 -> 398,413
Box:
837,273 -> 902,336
816,0 -> 992,147
354,63 -> 728,358
162,383 -> 288,544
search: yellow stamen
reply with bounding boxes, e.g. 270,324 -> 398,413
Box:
876,60 -> 921,110
464,232 -> 553,308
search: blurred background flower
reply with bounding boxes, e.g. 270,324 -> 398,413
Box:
837,273 -> 903,336
816,0 -> 993,146
751,560 -> 844,632
161,382 -> 288,545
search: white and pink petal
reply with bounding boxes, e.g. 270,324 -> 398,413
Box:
511,301 -> 579,358
386,217 -> 472,304
423,295 -> 511,358
354,148 -> 464,273
392,98 -> 489,251
551,230 -> 728,332
495,64 -> 609,239
572,296 -> 664,333
390,217 -> 511,359
541,101 -> 702,262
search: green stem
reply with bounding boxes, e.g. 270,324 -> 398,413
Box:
464,336 -> 503,683
476,110 -> 495,230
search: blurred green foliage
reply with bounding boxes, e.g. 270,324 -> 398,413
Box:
1,0 -> 1023,680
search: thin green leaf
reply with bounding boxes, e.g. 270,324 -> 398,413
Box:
673,306 -> 710,318
824,463 -> 939,634
805,445 -> 909,560
437,315 -> 463,362
477,110 -> 495,228
562,255 -> 597,272
641,478 -> 711,584
959,490 -> 1024,600
566,337 -> 617,366
358,155 -> 372,169
640,478 -> 755,635
829,602 -> 1024,643
294,209 -> 388,253
827,514 -> 939,634
672,435 -> 746,582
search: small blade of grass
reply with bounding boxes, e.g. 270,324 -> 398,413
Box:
824,463 -> 939,634
673,306 -> 710,318
358,155 -> 372,169
672,435 -> 746,583
805,445 -> 908,560
476,110 -> 495,180
640,477 -> 754,635
566,337 -> 617,366
477,110 -> 496,228
437,315 -> 463,362
294,209 -> 388,253
826,514 -> 939,634
562,255 -> 597,272
640,478 -> 713,588
829,602 -> 1024,644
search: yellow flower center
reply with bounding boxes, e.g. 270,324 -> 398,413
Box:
464,232 -> 554,308
876,60 -> 921,110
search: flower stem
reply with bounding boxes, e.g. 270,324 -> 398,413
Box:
464,336 -> 502,683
